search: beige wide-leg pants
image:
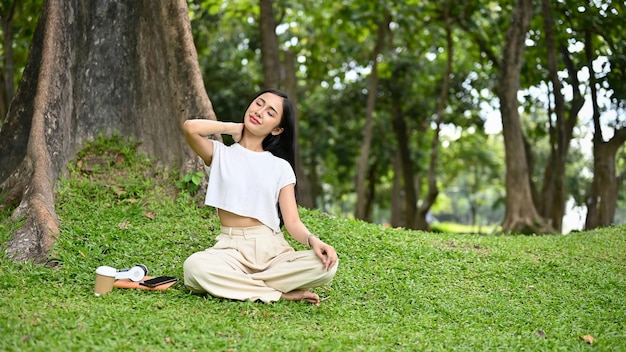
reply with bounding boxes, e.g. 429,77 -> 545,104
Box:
183,225 -> 338,303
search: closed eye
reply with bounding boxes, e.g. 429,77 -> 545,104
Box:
256,97 -> 278,118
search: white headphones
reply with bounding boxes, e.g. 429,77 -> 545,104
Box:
114,264 -> 148,282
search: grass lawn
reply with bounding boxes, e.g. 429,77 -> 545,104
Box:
1,137 -> 624,351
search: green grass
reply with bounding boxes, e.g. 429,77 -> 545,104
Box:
431,221 -> 501,235
0,138 -> 624,351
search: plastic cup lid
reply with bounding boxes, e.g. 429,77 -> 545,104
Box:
95,265 -> 117,277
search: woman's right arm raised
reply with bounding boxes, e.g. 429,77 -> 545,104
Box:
183,119 -> 243,165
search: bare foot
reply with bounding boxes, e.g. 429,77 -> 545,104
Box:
281,290 -> 320,306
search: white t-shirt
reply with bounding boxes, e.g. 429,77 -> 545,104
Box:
204,141 -> 296,232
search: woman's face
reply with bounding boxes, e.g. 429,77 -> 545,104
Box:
244,92 -> 284,137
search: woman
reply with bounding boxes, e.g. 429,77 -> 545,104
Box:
183,89 -> 338,305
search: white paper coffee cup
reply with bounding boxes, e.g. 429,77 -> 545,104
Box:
94,266 -> 116,296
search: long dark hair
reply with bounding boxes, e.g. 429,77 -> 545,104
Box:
253,89 -> 296,171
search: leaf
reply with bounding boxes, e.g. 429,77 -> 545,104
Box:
79,160 -> 93,172
208,4 -> 220,15
108,185 -> 126,196
143,212 -> 156,220
191,172 -> 204,185
579,335 -> 596,344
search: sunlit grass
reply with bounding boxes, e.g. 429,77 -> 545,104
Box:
432,221 -> 501,234
0,137 -> 624,351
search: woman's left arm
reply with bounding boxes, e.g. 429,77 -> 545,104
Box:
279,184 -> 338,270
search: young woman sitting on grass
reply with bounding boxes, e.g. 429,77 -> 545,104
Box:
182,89 -> 338,306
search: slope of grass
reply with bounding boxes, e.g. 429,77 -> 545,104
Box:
0,137 -> 624,351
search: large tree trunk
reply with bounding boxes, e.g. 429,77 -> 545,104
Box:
498,0 -> 553,234
355,14 -> 390,221
0,0 -> 215,262
537,0 -> 584,232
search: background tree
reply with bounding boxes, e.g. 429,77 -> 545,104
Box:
0,0 -> 215,262
259,0 -> 281,89
531,0 -> 585,232
259,0 -> 316,208
497,0 -> 552,233
583,0 -> 626,229
3,0 -> 626,250
354,13 -> 390,221
174,0 -> 626,232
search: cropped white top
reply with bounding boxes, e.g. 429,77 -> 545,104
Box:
204,141 -> 296,232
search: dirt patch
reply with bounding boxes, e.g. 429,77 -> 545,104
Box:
439,240 -> 490,255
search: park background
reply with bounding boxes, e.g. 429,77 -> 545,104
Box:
0,1 -> 625,350
0,0 -> 624,245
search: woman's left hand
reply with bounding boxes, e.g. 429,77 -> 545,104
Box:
310,237 -> 338,271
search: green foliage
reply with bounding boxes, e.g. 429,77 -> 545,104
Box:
1,136 -> 625,351
184,0 -> 625,227
439,131 -> 506,225
187,0 -> 262,122
0,0 -> 43,129
0,0 -> 43,84
6,0 -> 625,237
175,171 -> 206,196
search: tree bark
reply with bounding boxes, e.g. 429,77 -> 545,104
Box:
355,13 -> 390,221
0,0 -> 216,262
537,0 -> 585,232
283,49 -> 315,208
364,161 -> 377,221
584,26 -> 626,229
259,0 -> 281,89
414,9 -> 456,231
391,103 -> 416,228
498,0 -> 553,234
585,130 -> 626,229
390,151 -> 405,228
